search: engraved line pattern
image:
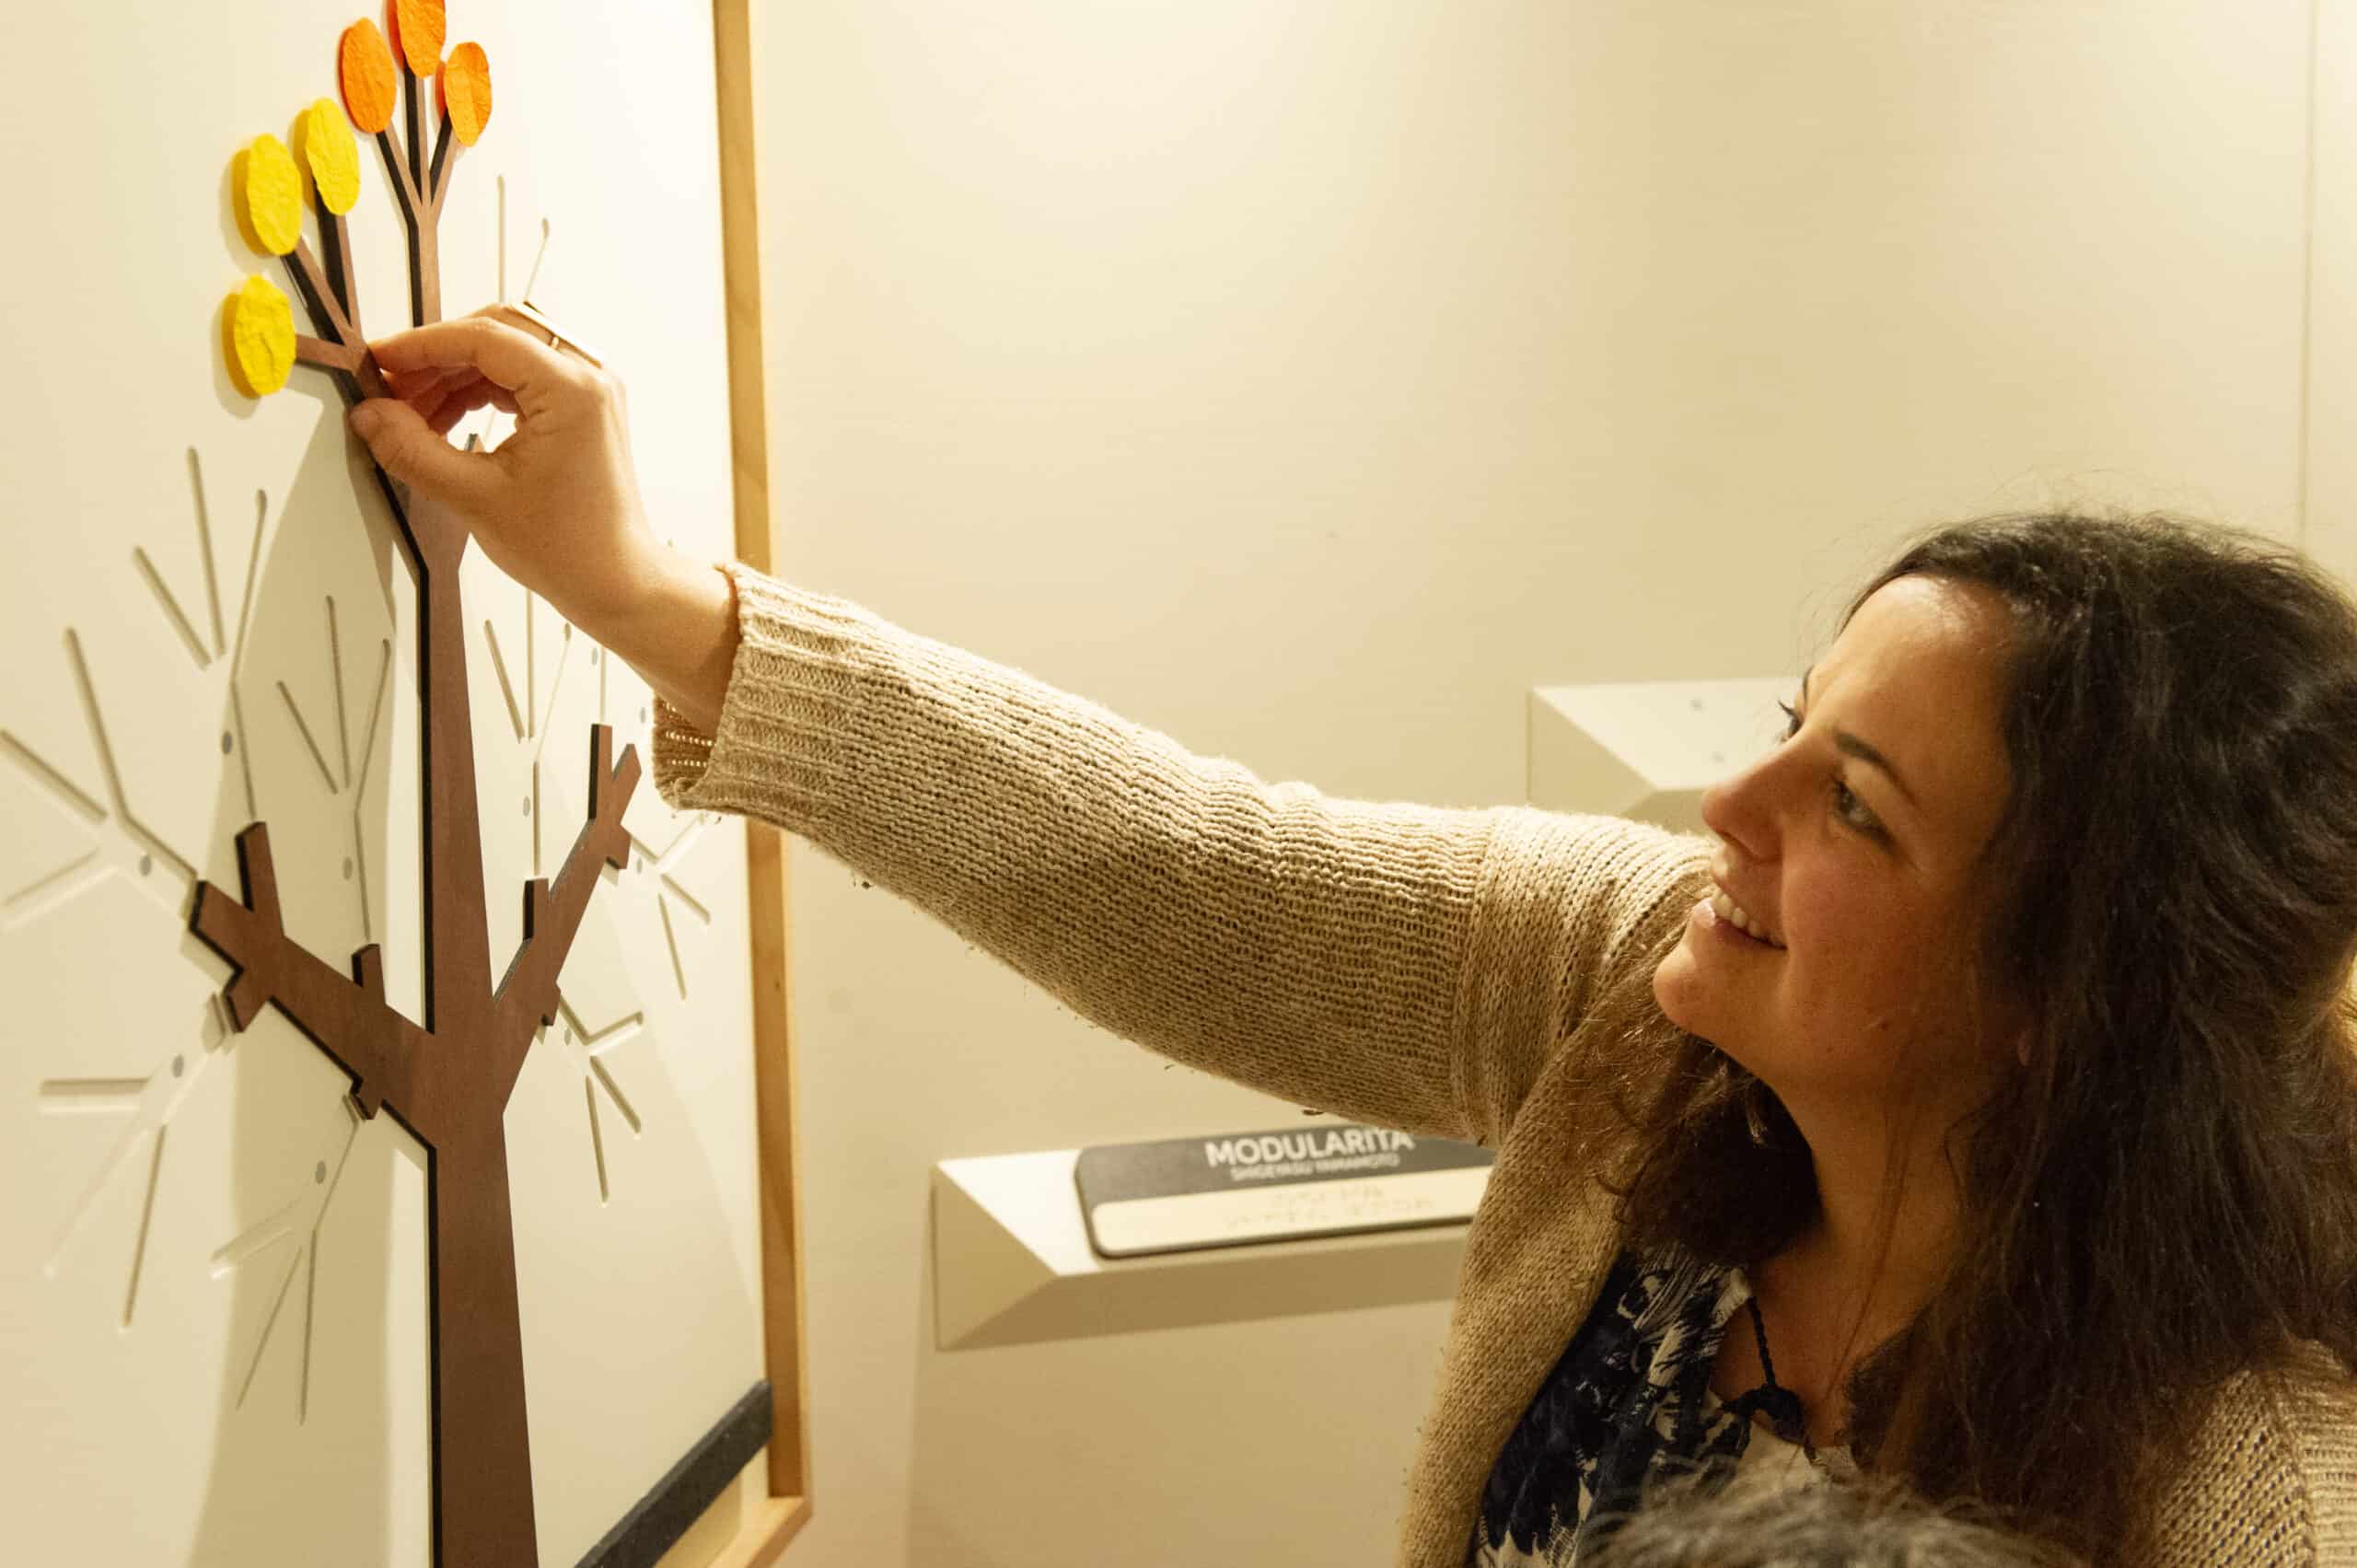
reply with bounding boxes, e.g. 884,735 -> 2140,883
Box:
133,548 -> 214,670
3,853 -> 108,928
351,639 -> 393,944
328,598 -> 353,788
523,216 -> 552,302
585,1078 -> 609,1203
210,1202 -> 299,1277
656,893 -> 686,999
189,447 -> 227,657
659,875 -> 712,926
8,629 -> 203,930
0,729 -> 106,823
217,1111 -> 364,1421
68,629 -> 199,885
627,819 -> 709,877
236,1246 -> 303,1409
552,996 -> 646,1202
123,1125 -> 168,1328
532,623 -> 574,759
41,1001 -> 226,1283
300,1243 -> 320,1422
525,595 -> 537,741
484,620 -> 526,743
277,680 -> 340,795
231,489 -> 265,675
139,450 -> 262,821
587,1057 -> 641,1135
558,996 -> 644,1059
617,819 -> 718,993
37,1078 -> 148,1114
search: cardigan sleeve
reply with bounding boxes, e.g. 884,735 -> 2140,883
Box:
651,562 -> 1706,1142
2150,1347 -> 2357,1565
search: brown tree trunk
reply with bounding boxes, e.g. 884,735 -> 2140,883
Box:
429,1121 -> 538,1567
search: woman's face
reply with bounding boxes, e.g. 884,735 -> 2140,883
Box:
1652,575 -> 2020,1114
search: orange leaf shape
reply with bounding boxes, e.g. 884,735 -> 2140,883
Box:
389,0 -> 447,78
440,43 -> 492,145
340,19 -> 398,134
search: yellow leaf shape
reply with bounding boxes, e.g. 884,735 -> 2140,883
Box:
301,99 -> 361,215
226,275 -> 296,397
240,134 -> 302,257
442,42 -> 492,145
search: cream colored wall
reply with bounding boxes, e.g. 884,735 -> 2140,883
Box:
2312,1 -> 2357,573
745,4 -> 2316,1564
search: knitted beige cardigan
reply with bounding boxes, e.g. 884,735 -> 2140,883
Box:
653,564 -> 2357,1566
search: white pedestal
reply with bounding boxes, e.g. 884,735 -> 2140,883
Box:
1527,677 -> 1795,829
931,1150 -> 1478,1350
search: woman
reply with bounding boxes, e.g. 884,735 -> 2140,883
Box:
346,308 -> 2357,1564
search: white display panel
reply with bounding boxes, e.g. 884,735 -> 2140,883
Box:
0,6 -> 765,1564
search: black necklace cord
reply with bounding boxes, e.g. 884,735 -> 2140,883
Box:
1744,1295 -> 1820,1466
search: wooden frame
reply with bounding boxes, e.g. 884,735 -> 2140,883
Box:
684,3 -> 815,1562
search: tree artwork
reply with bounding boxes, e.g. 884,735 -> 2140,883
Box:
212,5 -> 633,1562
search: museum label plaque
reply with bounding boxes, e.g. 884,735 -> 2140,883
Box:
1074,1123 -> 1495,1259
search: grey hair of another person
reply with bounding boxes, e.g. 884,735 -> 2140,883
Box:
1584,1475 -> 2087,1568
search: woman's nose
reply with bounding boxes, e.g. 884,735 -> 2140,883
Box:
1700,757 -> 1775,864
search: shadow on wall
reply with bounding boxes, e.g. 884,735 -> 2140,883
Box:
185,374 -> 410,1567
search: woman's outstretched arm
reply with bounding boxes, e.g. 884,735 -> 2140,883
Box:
346,313 -> 1705,1143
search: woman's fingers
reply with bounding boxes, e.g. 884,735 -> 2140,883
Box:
411,374 -> 517,431
347,397 -> 503,514
368,313 -> 567,395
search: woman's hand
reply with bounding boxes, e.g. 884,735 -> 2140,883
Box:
348,306 -> 657,626
345,306 -> 739,735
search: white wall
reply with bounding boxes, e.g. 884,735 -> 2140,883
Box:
744,4 -> 2317,1564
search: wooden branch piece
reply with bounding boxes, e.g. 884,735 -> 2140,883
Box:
282,241 -> 391,403
429,112 -> 456,209
374,125 -> 424,215
494,726 -> 641,1049
295,334 -> 360,373
402,54 -> 427,202
191,825 -> 427,1132
319,206 -> 359,327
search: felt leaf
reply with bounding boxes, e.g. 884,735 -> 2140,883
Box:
440,43 -> 492,145
390,0 -> 447,78
240,134 -> 303,257
302,98 -> 362,215
226,275 -> 296,398
340,19 -> 398,135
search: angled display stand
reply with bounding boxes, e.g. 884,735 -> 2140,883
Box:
932,1149 -> 1479,1352
1527,677 -> 1795,830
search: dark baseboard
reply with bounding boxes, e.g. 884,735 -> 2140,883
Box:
576,1380 -> 773,1568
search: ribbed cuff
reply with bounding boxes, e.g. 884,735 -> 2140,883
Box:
650,562 -> 871,832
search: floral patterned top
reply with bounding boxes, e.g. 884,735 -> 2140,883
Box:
1466,1246 -> 1855,1566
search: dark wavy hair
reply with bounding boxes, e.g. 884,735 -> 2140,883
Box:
1583,512 -> 2357,1559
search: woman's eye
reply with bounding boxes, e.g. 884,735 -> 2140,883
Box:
1832,779 -> 1882,835
1781,701 -> 1887,840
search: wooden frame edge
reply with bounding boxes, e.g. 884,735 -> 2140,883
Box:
707,1496 -> 814,1568
712,0 -> 816,1552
